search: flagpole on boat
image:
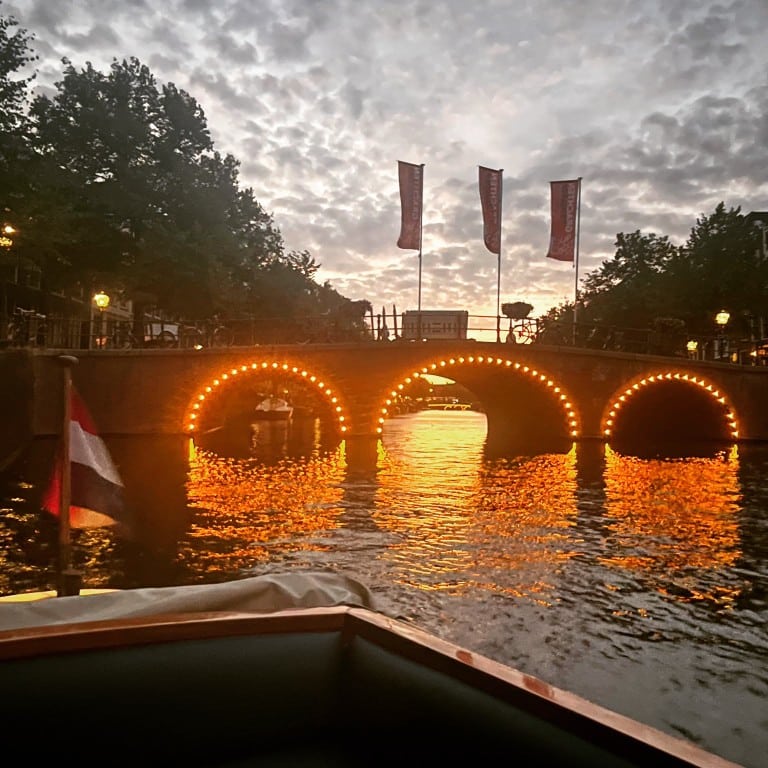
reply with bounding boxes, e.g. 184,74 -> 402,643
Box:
57,354 -> 80,597
572,177 -> 583,346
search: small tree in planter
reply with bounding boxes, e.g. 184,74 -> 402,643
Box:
501,302 -> 533,320
501,302 -> 534,343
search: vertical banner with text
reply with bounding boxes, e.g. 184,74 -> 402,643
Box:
478,166 -> 503,254
546,179 -> 581,262
397,161 -> 424,250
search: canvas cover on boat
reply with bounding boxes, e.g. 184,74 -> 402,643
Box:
0,571 -> 376,631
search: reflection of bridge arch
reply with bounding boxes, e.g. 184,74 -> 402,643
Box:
601,371 -> 740,443
184,359 -> 349,435
376,353 -> 581,438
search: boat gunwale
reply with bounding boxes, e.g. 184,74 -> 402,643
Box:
0,605 -> 742,768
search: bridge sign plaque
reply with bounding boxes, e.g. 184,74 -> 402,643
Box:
402,310 -> 469,340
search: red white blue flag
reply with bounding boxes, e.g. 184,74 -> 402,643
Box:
42,388 -> 126,529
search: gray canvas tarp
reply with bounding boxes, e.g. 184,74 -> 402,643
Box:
0,571 -> 376,631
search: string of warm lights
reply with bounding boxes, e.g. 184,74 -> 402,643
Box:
601,372 -> 739,439
185,361 -> 347,434
379,355 -> 580,438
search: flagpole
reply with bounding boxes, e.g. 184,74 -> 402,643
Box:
57,354 -> 80,597
572,177 -> 583,346
496,169 -> 504,343
417,164 -> 424,338
417,164 -> 424,312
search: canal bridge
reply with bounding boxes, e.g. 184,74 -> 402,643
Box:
8,340 -> 768,466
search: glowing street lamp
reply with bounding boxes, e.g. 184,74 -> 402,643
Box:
2,224 -> 18,283
715,309 -> 730,361
1,224 -> 15,246
93,291 -> 110,348
93,291 -> 110,312
686,339 -> 698,359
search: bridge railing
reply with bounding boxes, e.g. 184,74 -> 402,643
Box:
2,310 -> 767,366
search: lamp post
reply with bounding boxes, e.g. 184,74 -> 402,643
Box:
715,309 -> 730,361
686,339 -> 698,360
93,291 -> 110,349
1,224 -> 15,317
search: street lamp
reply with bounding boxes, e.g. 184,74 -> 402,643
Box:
93,291 -> 110,348
715,309 -> 730,361
686,339 -> 698,359
1,224 -> 17,285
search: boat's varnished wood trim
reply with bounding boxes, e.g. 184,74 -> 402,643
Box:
0,605 -> 351,659
343,608 -> 741,768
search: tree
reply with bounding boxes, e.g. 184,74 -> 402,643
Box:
0,5 -> 38,244
0,5 -> 36,134
578,231 -> 679,329
667,203 -> 767,337
1,28 -> 371,340
552,203 -> 767,344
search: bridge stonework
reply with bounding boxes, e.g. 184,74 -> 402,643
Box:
12,342 -> 768,464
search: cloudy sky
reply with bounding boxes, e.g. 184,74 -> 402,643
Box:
5,0 -> 768,329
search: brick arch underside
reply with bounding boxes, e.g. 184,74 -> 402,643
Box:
396,365 -> 576,455
607,379 -> 735,445
185,363 -> 346,436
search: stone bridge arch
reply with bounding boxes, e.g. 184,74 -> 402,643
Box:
373,351 -> 582,454
14,344 -> 768,469
183,357 -> 350,436
600,369 -> 741,444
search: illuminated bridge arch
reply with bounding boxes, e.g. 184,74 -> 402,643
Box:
184,359 -> 349,435
601,370 -> 740,443
376,353 -> 581,438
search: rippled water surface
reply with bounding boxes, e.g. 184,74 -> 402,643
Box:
1,410 -> 766,767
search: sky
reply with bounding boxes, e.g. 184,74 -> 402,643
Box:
5,0 -> 768,332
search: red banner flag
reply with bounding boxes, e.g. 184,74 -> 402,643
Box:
546,179 -> 580,262
397,161 -> 423,250
479,166 -> 503,254
43,387 -> 127,530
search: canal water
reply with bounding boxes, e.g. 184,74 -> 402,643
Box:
1,410 -> 766,767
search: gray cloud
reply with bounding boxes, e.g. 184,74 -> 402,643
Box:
7,0 -> 768,327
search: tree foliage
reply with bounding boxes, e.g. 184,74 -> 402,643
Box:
571,204 -> 767,339
0,5 -> 38,233
0,7 -> 368,339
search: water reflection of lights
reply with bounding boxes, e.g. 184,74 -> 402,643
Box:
600,445 -> 742,604
469,448 -> 579,603
602,372 -> 739,439
375,412 -> 579,601
184,361 -> 348,435
182,440 -> 347,575
379,357 -> 580,437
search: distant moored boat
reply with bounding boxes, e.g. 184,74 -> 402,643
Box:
253,396 -> 294,421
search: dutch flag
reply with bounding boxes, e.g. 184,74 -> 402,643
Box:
42,387 -> 127,530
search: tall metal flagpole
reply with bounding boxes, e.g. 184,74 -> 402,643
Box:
572,177 -> 583,346
496,169 -> 504,344
57,354 -> 80,596
417,165 -> 424,314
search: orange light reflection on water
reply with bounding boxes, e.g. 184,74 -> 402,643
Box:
182,440 -> 347,575
468,450 -> 579,602
601,445 -> 742,605
375,412 -> 579,601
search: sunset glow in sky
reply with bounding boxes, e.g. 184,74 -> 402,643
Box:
6,0 -> 768,320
